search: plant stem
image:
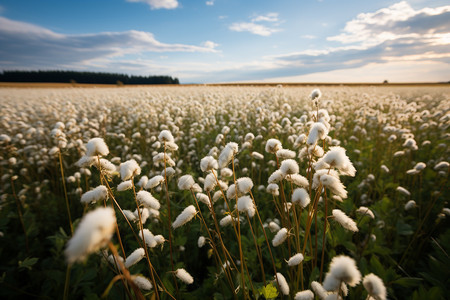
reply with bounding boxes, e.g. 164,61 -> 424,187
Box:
162,141 -> 179,297
58,150 -> 73,235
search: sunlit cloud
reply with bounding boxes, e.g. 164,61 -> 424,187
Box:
229,22 -> 280,36
126,0 -> 178,10
230,13 -> 281,36
251,13 -> 279,23
206,0 -> 214,6
0,17 -> 217,70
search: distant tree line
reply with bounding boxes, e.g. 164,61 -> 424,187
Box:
0,70 -> 179,84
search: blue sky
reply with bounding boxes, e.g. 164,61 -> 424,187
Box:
0,0 -> 449,83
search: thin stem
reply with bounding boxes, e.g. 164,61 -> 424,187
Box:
249,191 -> 281,292
231,157 -> 248,299
319,192 -> 328,282
63,264 -> 71,300
11,177 -> 29,252
190,189 -> 236,297
246,213 -> 266,285
58,151 -> 73,235
131,178 -> 160,300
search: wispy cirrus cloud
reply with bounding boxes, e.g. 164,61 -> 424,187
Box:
229,13 -> 281,36
0,16 -> 217,70
126,0 -> 178,10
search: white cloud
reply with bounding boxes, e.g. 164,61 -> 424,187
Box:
206,1 -> 214,6
126,0 -> 178,10
0,16 -> 216,70
203,41 -> 219,49
229,22 -> 280,36
328,1 -> 450,47
229,13 -> 281,36
301,35 -> 317,39
251,13 -> 279,23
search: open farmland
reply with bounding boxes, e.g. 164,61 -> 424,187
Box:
0,85 -> 449,299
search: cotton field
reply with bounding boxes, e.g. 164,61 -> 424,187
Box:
0,85 -> 449,299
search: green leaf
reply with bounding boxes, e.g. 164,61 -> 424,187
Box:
18,257 -> 39,270
392,277 -> 422,288
259,283 -> 278,300
396,220 -> 413,236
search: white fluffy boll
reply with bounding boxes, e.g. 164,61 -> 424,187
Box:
172,205 -> 197,229
120,159 -> 141,181
237,195 -> 255,218
136,190 -> 160,210
175,268 -> 194,284
85,137 -> 109,157
80,185 -> 108,204
272,228 -> 288,247
65,207 -> 116,264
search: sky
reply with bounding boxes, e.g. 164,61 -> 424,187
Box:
0,0 -> 449,83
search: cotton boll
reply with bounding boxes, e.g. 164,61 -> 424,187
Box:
85,137 -> 109,157
161,167 -> 176,179
332,209 -> 358,232
287,253 -> 304,266
310,89 -> 322,101
175,268 -> 194,284
405,200 -> 416,211
132,275 -> 153,291
265,138 -> 282,154
172,205 -> 197,229
268,170 -> 285,184
320,174 -> 348,199
178,175 -> 195,190
65,207 -> 116,264
236,177 -> 253,195
124,248 -> 145,268
158,130 -> 174,143
292,188 -> 310,208
294,289 -> 314,300
198,236 -> 206,248
363,273 -> 387,300
266,183 -> 279,196
356,206 -> 375,219
123,209 -> 137,222
120,159 -> 141,181
226,184 -> 237,199
326,255 -> 361,288
200,156 -> 218,172
203,173 -> 217,192
137,176 -> 148,188
272,228 -> 288,247
276,149 -> 296,160
396,186 -> 411,197
117,180 -> 133,192
80,185 -> 108,204
286,173 -> 309,188
221,167 -> 233,178
220,215 -> 233,227
275,272 -> 289,295
251,151 -> 264,160
237,196 -> 255,218
136,190 -> 160,210
280,159 -> 299,175
196,193 -> 211,207
307,122 -> 328,146
268,221 -> 281,233
311,281 -> 328,299
139,229 -> 157,248
145,175 -> 165,189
